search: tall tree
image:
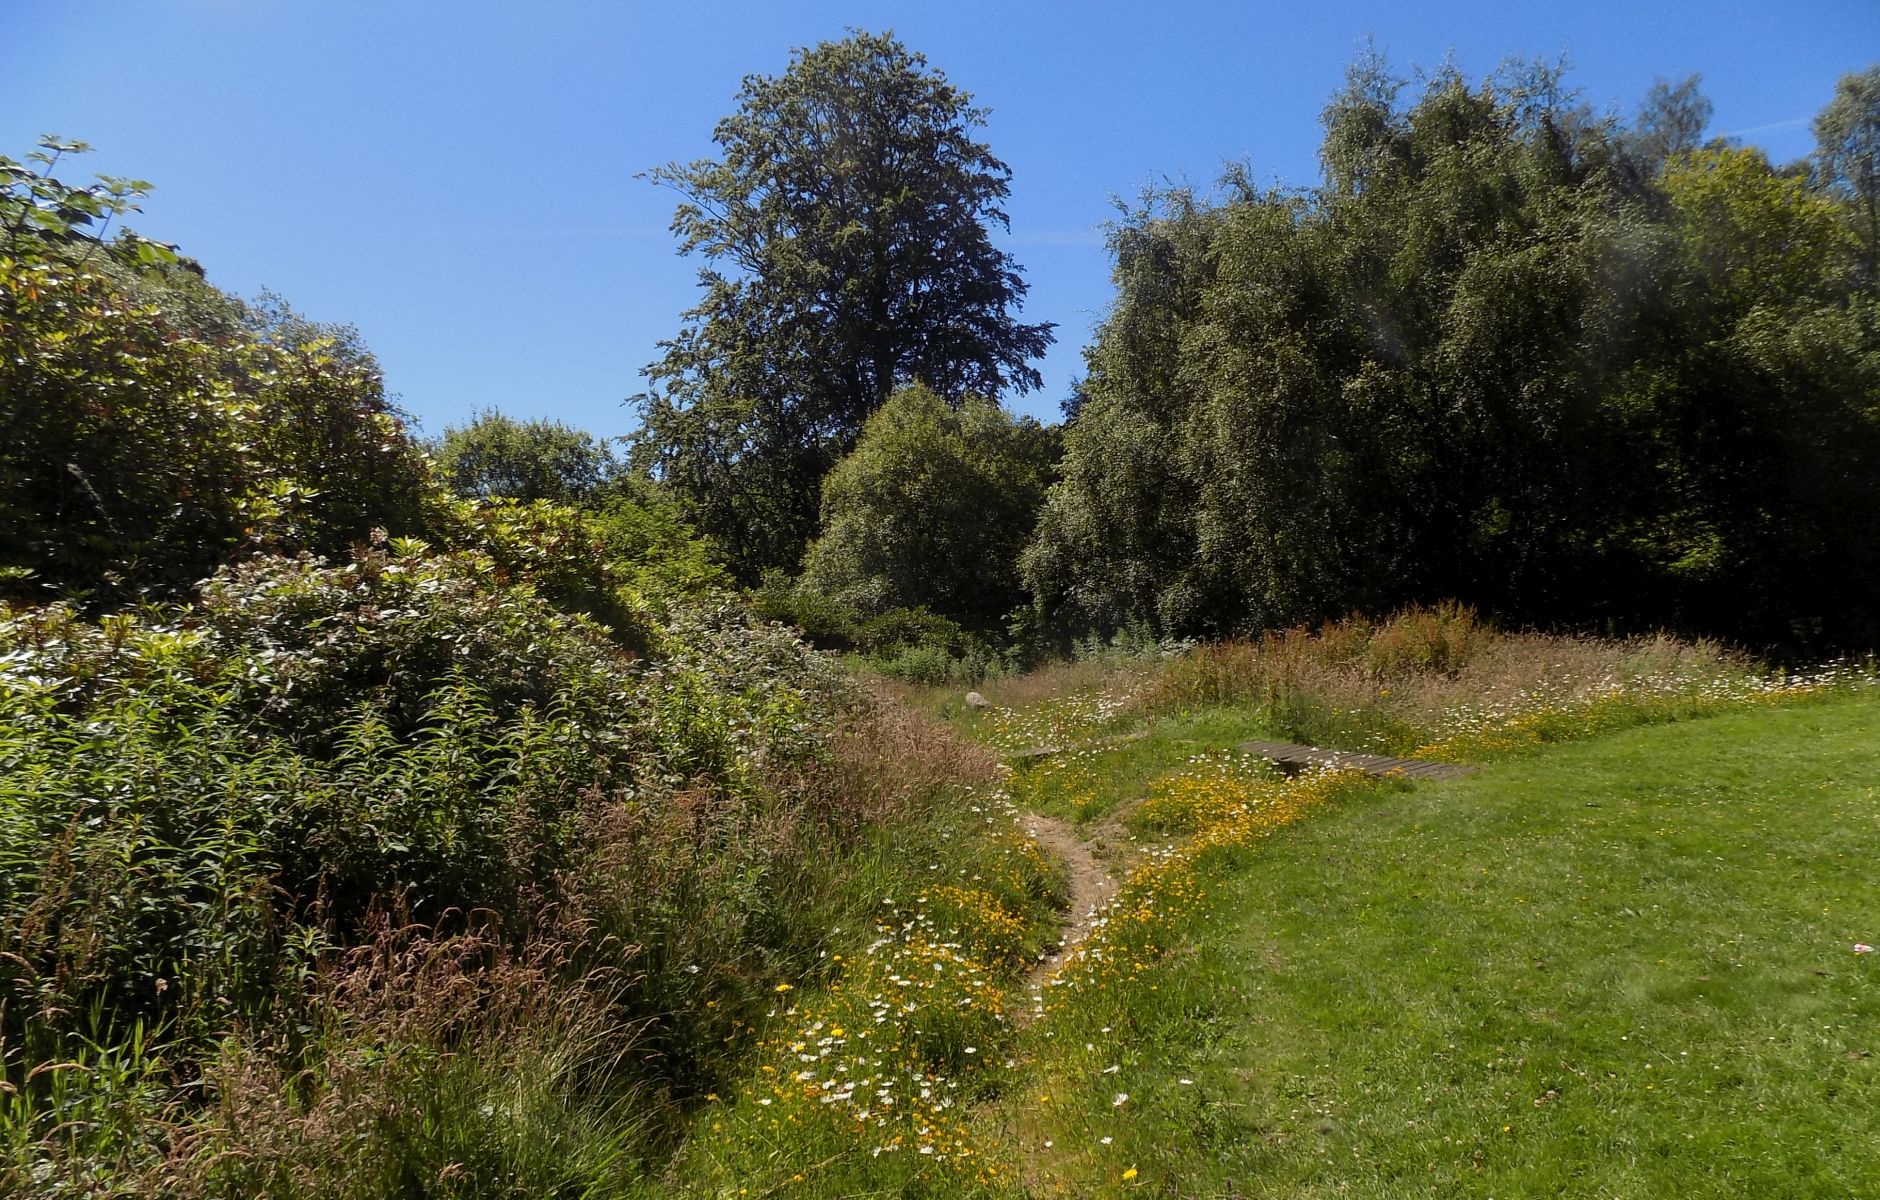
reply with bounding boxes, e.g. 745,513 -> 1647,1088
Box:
1626,74 -> 1714,173
1813,65 -> 1880,279
629,30 -> 1054,580
435,410 -> 618,505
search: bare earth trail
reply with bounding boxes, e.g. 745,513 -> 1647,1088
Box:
1017,813 -> 1116,1014
1008,734 -> 1473,1014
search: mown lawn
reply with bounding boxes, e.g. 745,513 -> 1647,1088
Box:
1083,693 -> 1880,1198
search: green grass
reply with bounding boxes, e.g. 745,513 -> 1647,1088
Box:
1021,692 -> 1880,1197
998,707 -> 1276,826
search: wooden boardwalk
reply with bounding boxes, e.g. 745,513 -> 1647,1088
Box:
1237,739 -> 1477,781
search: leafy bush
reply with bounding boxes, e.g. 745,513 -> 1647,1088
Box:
0,141 -> 431,608
748,570 -> 863,649
853,605 -> 965,655
869,641 -> 964,686
587,480 -> 731,600
423,496 -> 661,653
801,385 -> 1058,632
871,643 -> 1014,689
0,536 -> 853,1132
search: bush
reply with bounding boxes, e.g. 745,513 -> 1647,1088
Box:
853,606 -> 964,655
869,641 -> 962,686
0,258 -> 429,609
0,540 -> 852,1095
748,570 -> 862,649
801,385 -> 1057,633
587,481 -> 730,600
423,496 -> 661,653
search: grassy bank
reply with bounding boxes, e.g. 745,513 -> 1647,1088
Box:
968,644 -> 1877,1197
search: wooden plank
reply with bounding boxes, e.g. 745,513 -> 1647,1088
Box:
1236,738 -> 1476,781
1004,729 -> 1150,762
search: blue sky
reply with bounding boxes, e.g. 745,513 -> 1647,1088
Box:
4,1 -> 1874,438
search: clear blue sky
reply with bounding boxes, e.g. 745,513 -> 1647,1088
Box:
5,1 -> 1874,437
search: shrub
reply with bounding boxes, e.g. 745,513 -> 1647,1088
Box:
801,385 -> 1058,633
0,271 -> 426,610
748,570 -> 862,649
0,542 -> 851,1088
853,606 -> 965,655
422,497 -> 661,653
587,481 -> 730,600
870,641 -> 962,686
0,143 -> 431,608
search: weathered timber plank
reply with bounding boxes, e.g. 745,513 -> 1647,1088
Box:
1236,739 -> 1476,781
1004,729 -> 1150,762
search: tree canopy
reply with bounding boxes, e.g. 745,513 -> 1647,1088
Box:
1813,65 -> 1880,279
1024,61 -> 1880,650
629,29 -> 1054,581
800,384 -> 1056,632
435,410 -> 620,505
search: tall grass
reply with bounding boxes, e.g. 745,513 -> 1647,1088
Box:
1132,604 -> 1790,757
661,723 -> 1064,1198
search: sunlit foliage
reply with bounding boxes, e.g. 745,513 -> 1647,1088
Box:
1025,62 -> 1880,649
0,139 -> 430,607
801,384 -> 1057,632
631,30 -> 1054,580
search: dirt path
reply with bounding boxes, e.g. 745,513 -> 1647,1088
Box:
1018,813 -> 1117,1020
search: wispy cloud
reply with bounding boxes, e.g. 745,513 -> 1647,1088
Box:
1721,115 -> 1811,139
498,224 -> 670,241
432,222 -> 670,243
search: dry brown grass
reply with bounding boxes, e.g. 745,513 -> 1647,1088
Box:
1122,606 -> 1752,754
872,651 -> 1157,719
978,656 -> 1152,709
818,679 -> 1002,824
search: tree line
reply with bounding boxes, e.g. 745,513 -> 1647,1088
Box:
626,36 -> 1880,657
1030,58 -> 1880,650
5,35 -> 1878,659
